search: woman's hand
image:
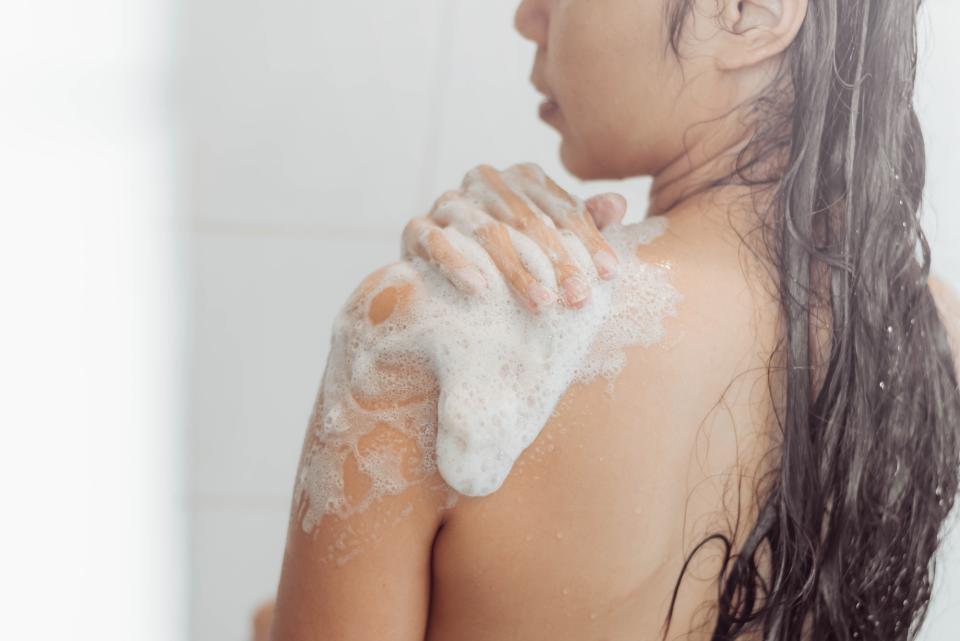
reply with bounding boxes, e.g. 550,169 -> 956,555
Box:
401,163 -> 627,313
251,599 -> 274,641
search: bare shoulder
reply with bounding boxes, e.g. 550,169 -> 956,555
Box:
296,260 -> 454,536
928,272 -> 960,362
424,214 -> 782,641
929,273 -> 960,326
271,260 -> 456,640
632,210 -> 782,360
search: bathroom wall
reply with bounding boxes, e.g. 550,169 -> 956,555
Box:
179,1 -> 960,639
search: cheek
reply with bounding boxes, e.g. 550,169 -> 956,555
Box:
557,90 -> 648,178
550,4 -> 678,176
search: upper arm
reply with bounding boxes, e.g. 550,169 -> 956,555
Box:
271,264 -> 455,641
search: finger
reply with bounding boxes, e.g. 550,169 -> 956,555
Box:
429,190 -> 498,231
559,206 -> 621,280
473,221 -> 557,313
585,193 -> 627,230
506,164 -> 621,280
430,189 -> 463,220
401,216 -> 488,294
252,600 -> 275,641
473,165 -> 591,308
430,193 -> 560,312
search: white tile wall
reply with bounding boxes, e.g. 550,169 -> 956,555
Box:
184,1 -> 960,639
917,1 -> 960,282
177,0 -> 446,229
191,504 -> 290,641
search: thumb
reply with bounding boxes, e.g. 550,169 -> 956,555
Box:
584,193 -> 627,230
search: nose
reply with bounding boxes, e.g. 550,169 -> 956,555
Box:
514,0 -> 549,47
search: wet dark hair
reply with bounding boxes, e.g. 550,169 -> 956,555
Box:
659,1 -> 960,639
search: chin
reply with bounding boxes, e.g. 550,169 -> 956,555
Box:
559,140 -> 602,180
559,139 -> 618,181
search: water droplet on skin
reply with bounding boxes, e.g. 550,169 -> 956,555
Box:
556,530 -> 564,539
525,533 -> 533,542
562,586 -> 571,595
590,612 -> 598,620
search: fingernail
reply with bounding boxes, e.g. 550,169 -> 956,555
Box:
588,194 -> 613,215
588,195 -> 609,214
528,281 -> 556,308
455,266 -> 487,293
562,274 -> 590,306
601,193 -> 626,213
593,249 -> 620,279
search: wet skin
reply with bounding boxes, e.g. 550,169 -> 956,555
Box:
271,188 -> 787,641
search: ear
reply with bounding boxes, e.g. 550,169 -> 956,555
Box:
713,0 -> 808,71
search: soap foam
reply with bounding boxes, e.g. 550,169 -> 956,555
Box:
294,215 -> 681,534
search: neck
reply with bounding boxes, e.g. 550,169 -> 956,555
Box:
646,119 -> 754,218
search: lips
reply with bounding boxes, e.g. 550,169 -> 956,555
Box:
538,96 -> 560,121
531,75 -> 560,122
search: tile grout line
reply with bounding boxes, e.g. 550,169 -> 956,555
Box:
189,217 -> 401,242
188,493 -> 293,511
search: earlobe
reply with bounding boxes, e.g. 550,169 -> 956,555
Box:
714,0 -> 808,71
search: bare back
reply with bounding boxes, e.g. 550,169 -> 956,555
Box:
425,205 -> 784,641
274,200 -> 794,641
269,196 -> 960,641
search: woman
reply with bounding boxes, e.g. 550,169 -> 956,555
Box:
263,0 -> 960,639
